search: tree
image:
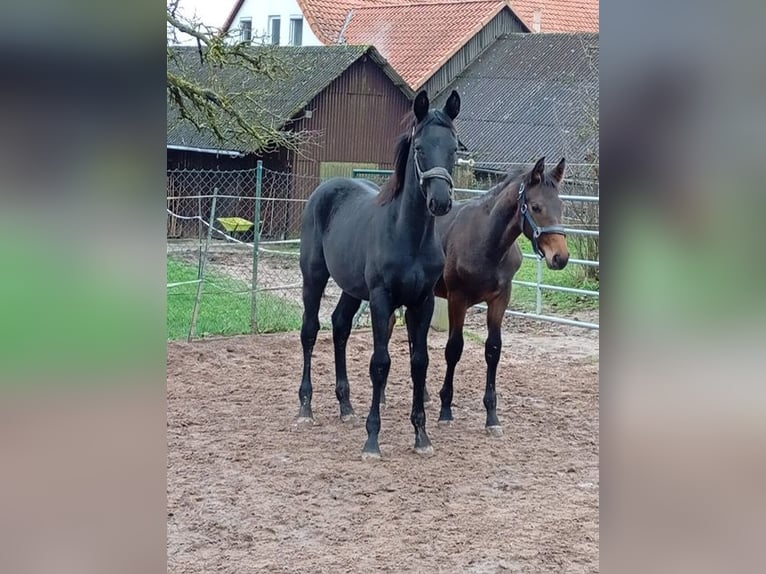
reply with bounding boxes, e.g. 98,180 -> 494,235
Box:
166,6 -> 307,153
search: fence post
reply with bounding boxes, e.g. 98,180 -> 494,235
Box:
251,160 -> 263,333
535,256 -> 543,315
431,298 -> 449,331
189,187 -> 218,341
197,195 -> 203,278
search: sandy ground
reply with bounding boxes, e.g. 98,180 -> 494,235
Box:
167,319 -> 599,573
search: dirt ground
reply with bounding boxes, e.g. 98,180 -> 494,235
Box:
167,317 -> 598,573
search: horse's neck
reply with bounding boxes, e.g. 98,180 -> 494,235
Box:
486,181 -> 523,256
394,164 -> 434,249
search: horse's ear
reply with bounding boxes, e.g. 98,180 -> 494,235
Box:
529,156 -> 545,185
414,91 -> 429,123
550,157 -> 566,184
444,90 -> 461,120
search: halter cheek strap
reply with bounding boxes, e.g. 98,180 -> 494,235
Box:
411,127 -> 454,198
517,182 -> 567,259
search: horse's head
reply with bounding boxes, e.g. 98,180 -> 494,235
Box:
412,90 -> 460,216
519,157 -> 570,270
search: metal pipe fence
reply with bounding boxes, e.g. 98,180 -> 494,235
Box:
166,162 -> 598,339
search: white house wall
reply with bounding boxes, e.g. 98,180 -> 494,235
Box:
227,0 -> 322,46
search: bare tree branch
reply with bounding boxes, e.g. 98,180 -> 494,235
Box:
167,8 -> 311,154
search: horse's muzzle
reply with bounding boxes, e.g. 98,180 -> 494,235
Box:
425,179 -> 453,216
428,197 -> 452,216
539,233 -> 570,270
548,252 -> 569,270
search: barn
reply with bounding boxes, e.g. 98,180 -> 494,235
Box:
167,44 -> 413,239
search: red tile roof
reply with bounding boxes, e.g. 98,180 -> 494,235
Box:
295,0 -> 402,44
342,1 -> 506,89
223,0 -> 599,88
509,1 -> 599,33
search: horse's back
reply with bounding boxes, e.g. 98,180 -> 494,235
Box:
303,177 -> 379,233
300,178 -> 380,298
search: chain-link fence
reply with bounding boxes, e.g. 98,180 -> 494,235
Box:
167,164 -> 312,340
167,162 -> 599,340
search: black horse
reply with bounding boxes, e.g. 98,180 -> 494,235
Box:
298,90 -> 461,459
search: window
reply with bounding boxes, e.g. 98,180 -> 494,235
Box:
239,18 -> 252,43
289,17 -> 303,46
268,16 -> 280,45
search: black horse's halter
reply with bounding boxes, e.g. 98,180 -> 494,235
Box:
517,182 -> 567,259
411,128 -> 454,199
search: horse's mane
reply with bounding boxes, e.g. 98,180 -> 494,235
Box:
479,165 -> 526,202
376,110 -> 455,205
481,162 -> 558,202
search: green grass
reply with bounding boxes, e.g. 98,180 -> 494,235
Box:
509,236 -> 599,314
167,258 -> 303,339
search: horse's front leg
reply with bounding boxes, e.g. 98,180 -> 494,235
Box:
362,289 -> 395,459
405,296 -> 435,455
402,308 -> 432,405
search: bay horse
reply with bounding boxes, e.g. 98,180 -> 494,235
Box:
298,90 -> 461,459
432,157 -> 570,435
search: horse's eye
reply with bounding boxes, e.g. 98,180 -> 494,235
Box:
531,204 -> 542,213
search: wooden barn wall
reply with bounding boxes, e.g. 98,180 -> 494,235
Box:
421,9 -> 525,98
284,58 -> 411,234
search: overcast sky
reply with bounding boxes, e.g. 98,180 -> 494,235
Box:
171,0 -> 230,29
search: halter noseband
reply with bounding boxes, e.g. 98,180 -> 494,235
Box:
517,182 -> 567,259
411,127 -> 454,199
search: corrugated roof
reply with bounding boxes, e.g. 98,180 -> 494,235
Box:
167,44 -> 411,152
435,33 -> 599,167
220,1 -> 598,93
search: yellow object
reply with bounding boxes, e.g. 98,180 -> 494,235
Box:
217,217 -> 254,232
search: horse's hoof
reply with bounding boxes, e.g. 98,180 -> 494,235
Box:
296,416 -> 315,426
414,444 -> 434,456
437,419 -> 453,428
340,413 -> 357,423
486,425 -> 503,437
361,450 -> 381,461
